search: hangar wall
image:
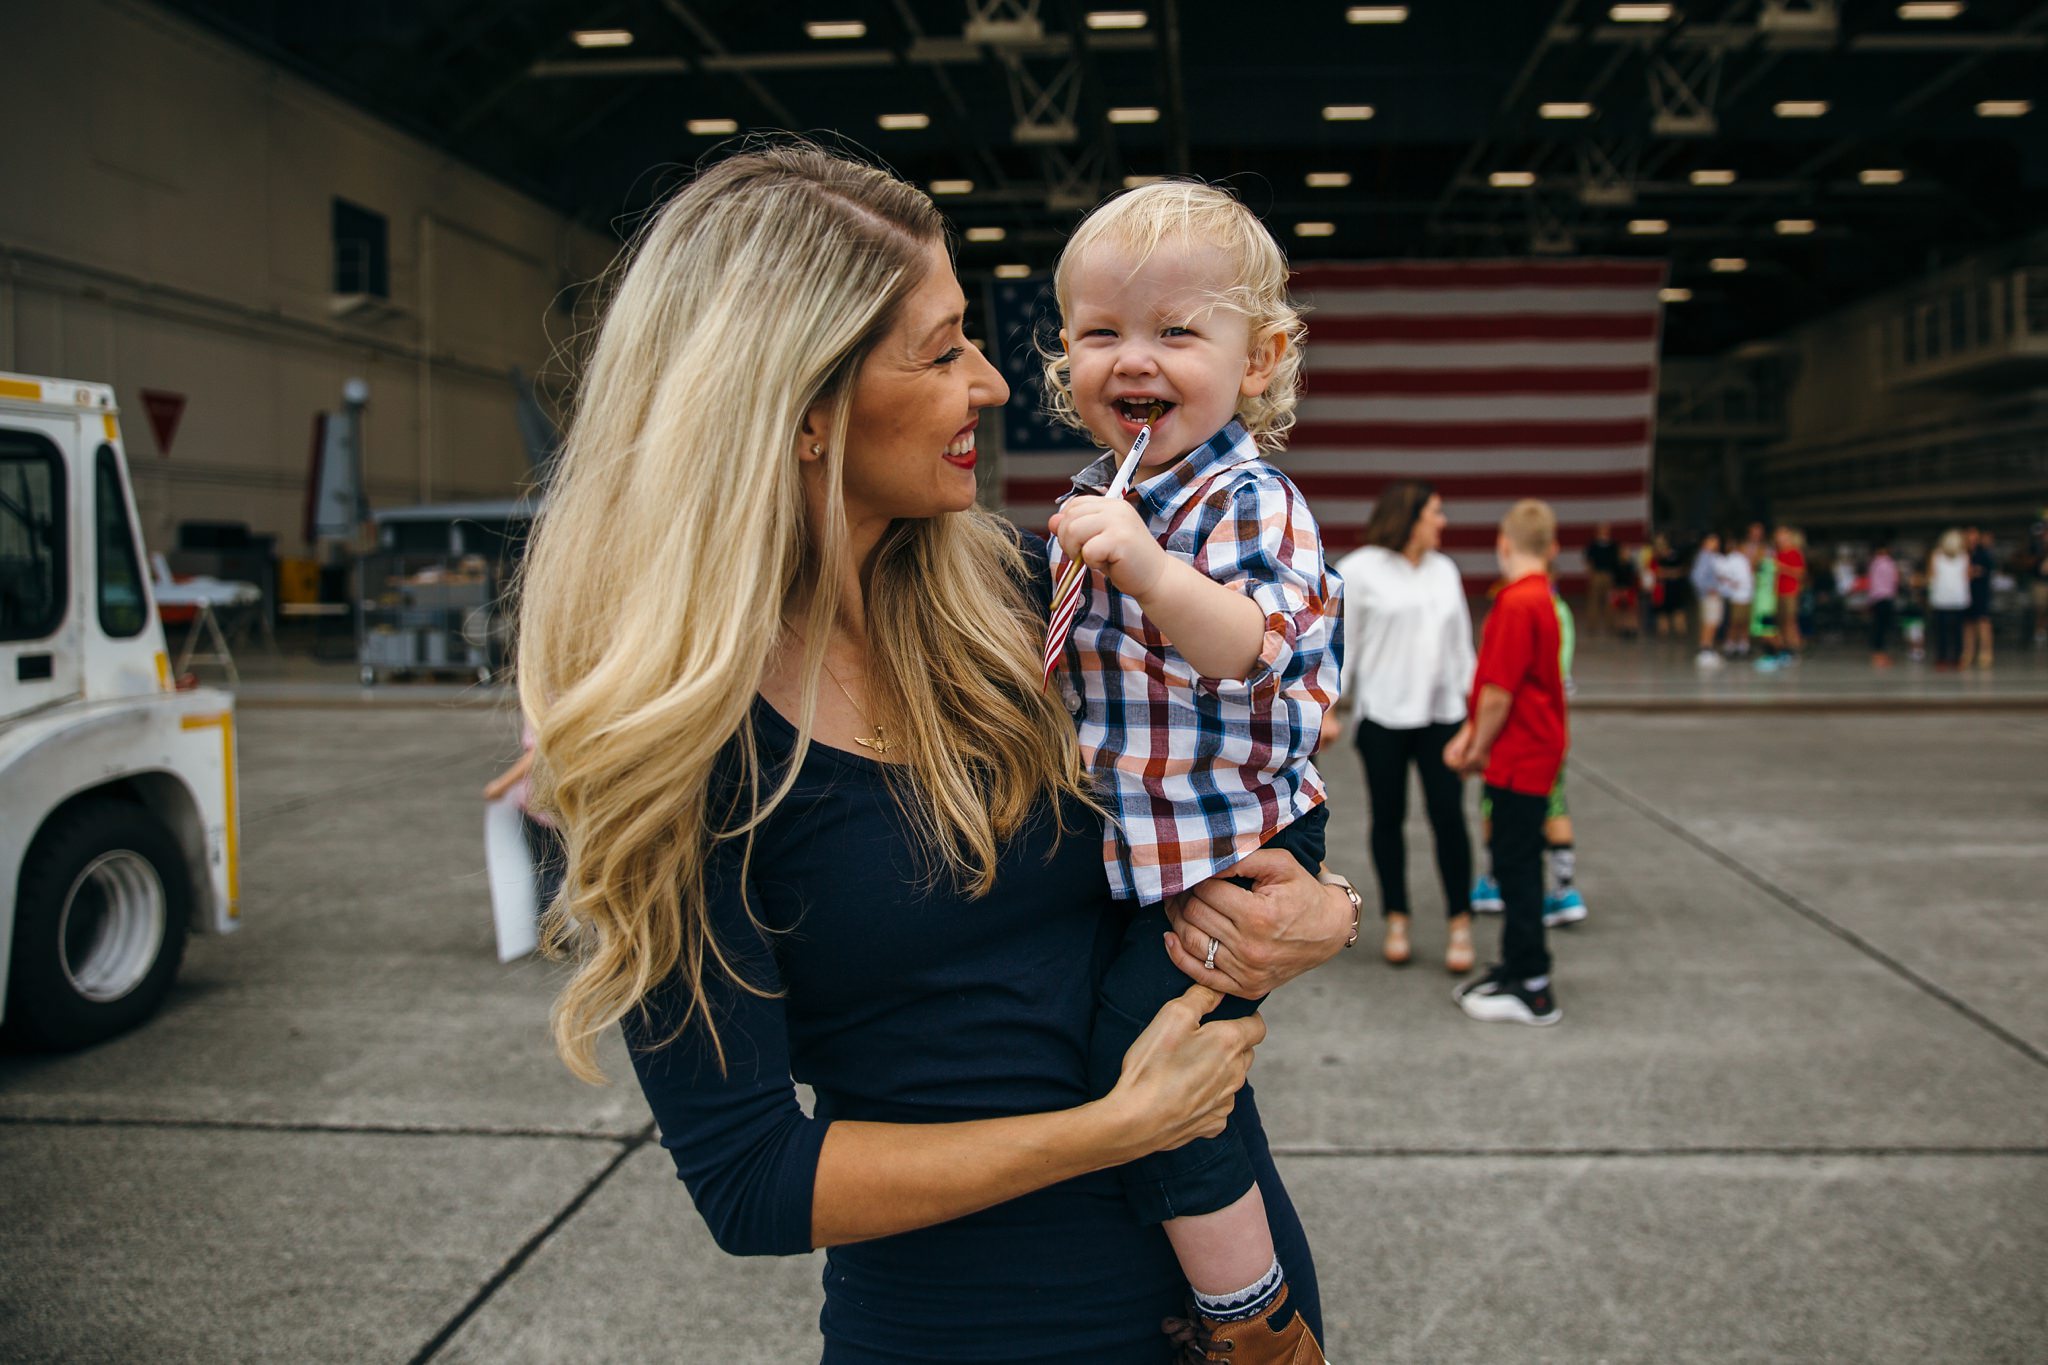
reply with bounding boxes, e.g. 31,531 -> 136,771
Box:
0,0 -> 617,555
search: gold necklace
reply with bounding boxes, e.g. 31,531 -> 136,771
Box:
820,659 -> 893,756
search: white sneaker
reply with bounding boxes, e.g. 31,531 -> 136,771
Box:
1695,650 -> 1723,668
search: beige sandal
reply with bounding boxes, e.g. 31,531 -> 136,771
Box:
1445,917 -> 1476,975
1382,913 -> 1412,966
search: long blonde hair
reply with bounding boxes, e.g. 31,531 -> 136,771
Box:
1040,179 -> 1308,452
519,144 -> 1089,1083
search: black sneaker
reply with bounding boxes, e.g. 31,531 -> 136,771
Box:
1454,968 -> 1561,1025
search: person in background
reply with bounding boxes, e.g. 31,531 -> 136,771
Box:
1866,541 -> 1900,669
1653,533 -> 1688,640
1717,532 -> 1754,658
1963,527 -> 1995,669
1773,526 -> 1807,662
1691,531 -> 1725,667
1751,548 -> 1783,669
1584,522 -> 1620,636
1929,529 -> 1971,670
1332,480 -> 1479,975
1637,542 -> 1660,639
1444,500 -> 1569,1026
2027,515 -> 2048,648
1613,543 -> 1642,640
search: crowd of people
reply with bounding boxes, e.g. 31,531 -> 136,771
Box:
1578,517 -> 2048,671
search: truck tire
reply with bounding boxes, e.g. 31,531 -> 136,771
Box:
7,799 -> 191,1050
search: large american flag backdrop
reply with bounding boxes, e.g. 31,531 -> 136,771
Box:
990,259 -> 1667,592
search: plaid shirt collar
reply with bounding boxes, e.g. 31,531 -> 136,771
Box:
1068,418 -> 1261,519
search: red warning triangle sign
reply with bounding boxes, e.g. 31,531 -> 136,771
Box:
140,389 -> 187,457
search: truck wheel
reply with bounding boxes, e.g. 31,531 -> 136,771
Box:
6,800 -> 191,1050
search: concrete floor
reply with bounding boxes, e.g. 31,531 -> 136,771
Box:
3,670 -> 2045,1362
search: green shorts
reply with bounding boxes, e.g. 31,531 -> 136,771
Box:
1481,772 -> 1569,824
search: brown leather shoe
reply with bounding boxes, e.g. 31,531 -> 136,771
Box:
1382,912 -> 1412,966
1165,1283 -> 1326,1363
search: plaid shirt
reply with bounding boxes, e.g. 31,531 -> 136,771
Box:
1050,419 -> 1343,904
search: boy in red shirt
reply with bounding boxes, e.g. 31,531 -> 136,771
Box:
1444,500 -> 1568,1025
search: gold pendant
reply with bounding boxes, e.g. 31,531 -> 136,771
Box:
854,726 -> 892,756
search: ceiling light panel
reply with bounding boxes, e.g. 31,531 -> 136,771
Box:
1690,169 -> 1737,186
1322,105 -> 1376,121
877,113 -> 931,130
930,180 -> 974,195
1897,2 -> 1964,17
1123,174 -> 1166,188
1659,287 -> 1692,302
1489,171 -> 1537,187
1976,100 -> 2032,117
1108,107 -> 1160,124
1347,6 -> 1409,21
687,118 -> 739,135
1086,10 -> 1150,28
572,29 -> 634,48
1305,172 -> 1353,188
965,227 -> 1006,242
1539,102 -> 1595,120
804,20 -> 867,39
1628,218 -> 1670,234
1775,218 -> 1817,235
1859,168 -> 1906,185
1710,257 -> 1747,272
1773,100 -> 1828,118
1295,222 -> 1337,237
995,264 -> 1033,279
1610,4 -> 1673,20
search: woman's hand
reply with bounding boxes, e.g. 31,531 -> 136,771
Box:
1163,850 -> 1353,998
482,747 -> 535,802
1102,984 -> 1264,1155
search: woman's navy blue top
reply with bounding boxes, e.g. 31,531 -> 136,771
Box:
623,699 -> 1319,1362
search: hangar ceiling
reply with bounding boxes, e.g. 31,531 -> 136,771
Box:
152,0 -> 2048,355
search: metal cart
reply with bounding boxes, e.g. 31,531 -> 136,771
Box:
355,500 -> 537,686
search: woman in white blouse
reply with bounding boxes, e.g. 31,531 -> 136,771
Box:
1331,480 -> 1479,972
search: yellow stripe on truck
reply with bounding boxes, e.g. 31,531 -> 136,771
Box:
0,378 -> 40,401
104,413 -> 119,441
180,711 -> 240,916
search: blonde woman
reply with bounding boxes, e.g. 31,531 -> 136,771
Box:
1929,529 -> 1971,669
517,145 -> 1353,1361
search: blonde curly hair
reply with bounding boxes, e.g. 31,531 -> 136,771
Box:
1040,179 -> 1307,454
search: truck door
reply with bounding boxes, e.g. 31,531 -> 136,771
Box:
0,414 -> 85,720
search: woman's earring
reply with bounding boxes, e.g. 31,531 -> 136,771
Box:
810,443 -> 824,456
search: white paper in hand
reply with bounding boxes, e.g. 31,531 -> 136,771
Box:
484,795 -> 540,962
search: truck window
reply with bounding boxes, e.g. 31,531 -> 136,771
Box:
95,444 -> 147,637
0,429 -> 67,642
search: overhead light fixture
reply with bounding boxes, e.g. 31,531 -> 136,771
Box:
1086,11 -> 1151,29
1322,104 -> 1376,121
1295,221 -> 1337,237
1540,102 -> 1595,119
994,263 -> 1033,279
1628,218 -> 1670,234
1690,168 -> 1737,186
804,20 -> 867,39
1773,100 -> 1828,118
930,179 -> 975,195
686,118 -> 739,135
1305,171 -> 1353,188
1489,170 -> 1537,187
1346,5 -> 1409,21
1610,3 -> 1673,19
1859,168 -> 1906,185
965,226 -> 1006,242
1710,257 -> 1748,272
1776,218 -> 1817,235
1108,107 -> 1161,124
572,29 -> 634,48
1897,2 -> 1964,17
878,112 -> 931,130
1976,99 -> 2032,117
1123,174 -> 1166,188
1659,287 -> 1692,302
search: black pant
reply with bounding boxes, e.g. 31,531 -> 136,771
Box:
1869,598 -> 1895,654
1933,608 -> 1965,665
1354,718 -> 1471,918
1485,785 -> 1550,981
1086,805 -> 1326,1225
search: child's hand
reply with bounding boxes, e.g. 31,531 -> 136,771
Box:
1442,723 -> 1477,775
1051,494 -> 1170,599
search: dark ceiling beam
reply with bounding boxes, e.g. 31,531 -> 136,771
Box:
1426,0 -> 1583,234
888,0 -> 1017,197
656,0 -> 796,126
1162,0 -> 1190,175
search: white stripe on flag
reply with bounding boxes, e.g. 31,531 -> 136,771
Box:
1309,495 -> 1647,524
1309,341 -> 1658,370
1298,286 -> 1663,316
1296,394 -> 1655,423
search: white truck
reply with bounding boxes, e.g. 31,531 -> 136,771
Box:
0,371 -> 240,1049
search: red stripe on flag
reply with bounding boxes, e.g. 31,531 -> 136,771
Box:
1309,314 -> 1659,343
1322,522 -> 1647,551
1293,262 -> 1668,290
1290,471 -> 1649,499
1304,366 -> 1658,396
1291,418 -> 1652,449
